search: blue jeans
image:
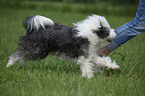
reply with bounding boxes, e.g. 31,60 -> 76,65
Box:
108,0 -> 145,51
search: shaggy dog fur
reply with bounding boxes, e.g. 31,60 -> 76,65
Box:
6,15 -> 120,78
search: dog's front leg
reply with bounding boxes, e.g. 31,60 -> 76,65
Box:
93,56 -> 120,69
77,56 -> 94,78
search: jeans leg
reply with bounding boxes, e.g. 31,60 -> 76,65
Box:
107,0 -> 145,51
108,19 -> 145,51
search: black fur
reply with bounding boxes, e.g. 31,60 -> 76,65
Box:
23,16 -> 35,32
94,26 -> 110,39
18,23 -> 89,60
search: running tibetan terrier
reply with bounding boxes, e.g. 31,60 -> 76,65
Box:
6,15 -> 120,78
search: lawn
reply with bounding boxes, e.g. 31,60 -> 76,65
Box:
0,8 -> 145,96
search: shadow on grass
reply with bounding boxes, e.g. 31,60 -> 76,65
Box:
15,58 -> 80,75
101,68 -> 121,77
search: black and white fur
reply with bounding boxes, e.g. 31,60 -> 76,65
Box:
6,15 -> 120,78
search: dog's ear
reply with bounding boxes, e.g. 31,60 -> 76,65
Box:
93,26 -> 110,38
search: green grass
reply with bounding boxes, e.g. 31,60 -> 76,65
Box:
0,8 -> 145,96
0,1 -> 138,16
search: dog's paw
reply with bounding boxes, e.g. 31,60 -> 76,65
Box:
108,64 -> 120,70
81,74 -> 94,78
105,60 -> 120,70
87,73 -> 94,78
81,72 -> 94,78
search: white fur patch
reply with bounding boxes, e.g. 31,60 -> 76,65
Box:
31,15 -> 54,31
6,56 -> 21,67
77,56 -> 94,78
75,15 -> 120,78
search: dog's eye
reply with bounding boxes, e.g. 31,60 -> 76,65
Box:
95,27 -> 110,38
93,30 -> 98,34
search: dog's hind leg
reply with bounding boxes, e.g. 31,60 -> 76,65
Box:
6,51 -> 25,68
17,59 -> 26,69
77,56 -> 94,78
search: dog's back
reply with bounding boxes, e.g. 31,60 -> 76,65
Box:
19,16 -> 89,60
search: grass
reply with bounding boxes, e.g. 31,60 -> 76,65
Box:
0,1 -> 138,16
0,8 -> 145,96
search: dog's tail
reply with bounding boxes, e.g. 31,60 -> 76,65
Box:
23,15 -> 54,33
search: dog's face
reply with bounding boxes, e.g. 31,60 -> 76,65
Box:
93,26 -> 116,43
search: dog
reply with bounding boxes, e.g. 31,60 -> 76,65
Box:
6,15 -> 120,78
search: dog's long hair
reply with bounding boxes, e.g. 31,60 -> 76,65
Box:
19,15 -> 90,60
6,15 -> 119,78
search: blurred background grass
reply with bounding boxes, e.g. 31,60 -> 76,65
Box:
0,0 -> 139,16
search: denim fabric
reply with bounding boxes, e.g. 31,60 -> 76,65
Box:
108,0 -> 145,51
